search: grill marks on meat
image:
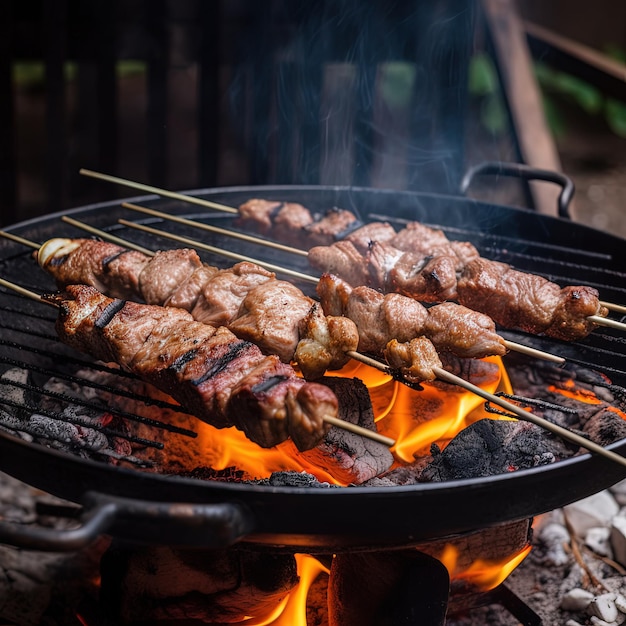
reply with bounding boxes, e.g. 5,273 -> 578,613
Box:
317,274 -> 506,359
46,284 -> 338,450
38,240 -> 359,378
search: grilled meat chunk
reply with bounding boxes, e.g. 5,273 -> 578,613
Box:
229,280 -> 315,363
344,221 -> 397,253
47,284 -> 338,450
237,199 -> 314,245
139,248 -> 205,305
422,302 -> 506,358
308,240 -> 371,287
384,337 -> 442,383
317,273 -> 506,358
37,239 -> 357,377
457,258 -> 607,340
38,238 -> 150,299
191,262 -> 274,327
389,222 -> 480,269
304,207 -> 361,247
295,302 -> 360,380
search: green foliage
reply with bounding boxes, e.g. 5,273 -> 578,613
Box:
468,48 -> 626,139
468,52 -> 507,135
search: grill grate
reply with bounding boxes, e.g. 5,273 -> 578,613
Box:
0,273 -> 198,467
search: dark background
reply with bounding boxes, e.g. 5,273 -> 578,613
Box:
3,0 -> 626,235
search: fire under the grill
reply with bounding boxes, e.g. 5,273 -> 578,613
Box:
3,187 -> 626,624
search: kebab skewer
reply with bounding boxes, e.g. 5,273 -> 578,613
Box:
116,199 -> 620,342
77,167 -> 620,341
0,279 -> 347,451
37,227 -> 554,381
3,277 -> 626,470
7,226 -> 520,390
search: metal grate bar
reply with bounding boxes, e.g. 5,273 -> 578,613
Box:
0,375 -> 196,438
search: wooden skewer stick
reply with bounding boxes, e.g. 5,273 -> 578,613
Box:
22,225 -> 626,468
121,202 -> 308,257
114,217 -> 564,365
588,315 -> 626,333
0,274 -> 395,448
600,301 -> 626,316
78,168 -> 626,315
79,169 -> 238,214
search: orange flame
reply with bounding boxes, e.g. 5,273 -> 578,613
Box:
439,543 -> 532,591
190,355 -> 513,481
244,554 -> 330,626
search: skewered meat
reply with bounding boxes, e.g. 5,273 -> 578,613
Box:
234,199 -> 609,341
295,303 -> 357,380
47,284 -> 338,451
384,337 -> 442,384
309,234 -> 607,341
457,258 -> 603,341
317,273 -> 507,358
236,200 -> 360,247
37,239 -> 358,378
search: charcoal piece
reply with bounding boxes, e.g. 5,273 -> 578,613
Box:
420,419 -> 575,482
583,408 -> 626,446
252,470 -> 337,488
294,377 -> 394,484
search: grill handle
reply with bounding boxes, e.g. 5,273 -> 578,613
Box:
0,493 -> 255,551
460,161 -> 575,219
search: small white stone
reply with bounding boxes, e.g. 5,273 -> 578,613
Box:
615,593 -> 626,614
564,620 -> 584,626
610,516 -> 626,568
539,521 -> 571,566
585,526 -> 613,558
560,588 -> 595,611
564,492 -> 620,537
589,617 -> 617,626
587,593 -> 618,623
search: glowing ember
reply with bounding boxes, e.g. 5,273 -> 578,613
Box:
548,380 -> 603,405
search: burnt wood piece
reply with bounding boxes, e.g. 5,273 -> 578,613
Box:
329,550 -> 449,626
294,377 -> 395,484
99,545 -> 298,624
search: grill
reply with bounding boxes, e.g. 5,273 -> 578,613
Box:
1,175 -> 626,553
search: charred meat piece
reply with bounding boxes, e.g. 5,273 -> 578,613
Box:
422,302 -> 506,358
46,284 -> 338,450
308,240 -> 371,287
389,221 -> 480,269
303,207 -> 361,247
229,280 -> 315,364
191,262 -> 275,327
457,258 -> 608,341
38,238 -> 150,300
138,248 -> 206,305
344,221 -> 397,254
